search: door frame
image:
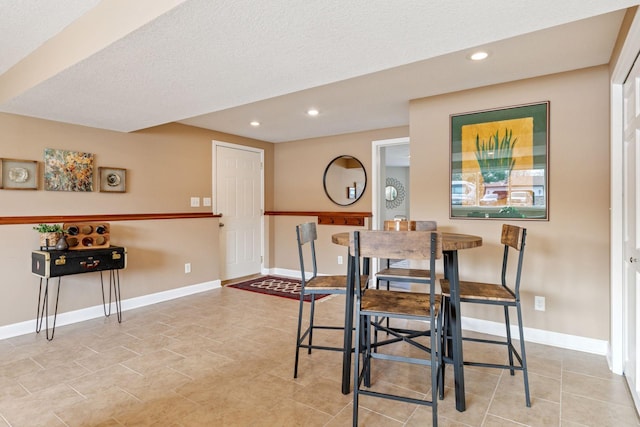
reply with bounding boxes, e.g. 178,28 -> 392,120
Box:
610,12 -> 640,377
212,140 -> 265,278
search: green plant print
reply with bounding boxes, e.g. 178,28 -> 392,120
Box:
475,128 -> 518,183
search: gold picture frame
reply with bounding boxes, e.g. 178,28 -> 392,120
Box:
99,167 -> 126,192
0,158 -> 38,190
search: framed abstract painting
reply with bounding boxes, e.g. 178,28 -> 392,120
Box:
44,148 -> 94,192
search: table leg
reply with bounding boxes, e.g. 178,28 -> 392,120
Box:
112,269 -> 122,323
100,270 -> 123,322
342,252 -> 355,395
35,277 -> 61,341
35,278 -> 46,334
444,250 -> 466,412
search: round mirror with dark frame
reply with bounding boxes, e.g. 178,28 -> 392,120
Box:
323,155 -> 367,206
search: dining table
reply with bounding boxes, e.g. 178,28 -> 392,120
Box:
332,230 -> 482,412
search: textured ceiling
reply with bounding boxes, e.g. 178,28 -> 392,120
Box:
0,0 -> 638,142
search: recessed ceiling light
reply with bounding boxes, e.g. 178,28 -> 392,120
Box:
469,51 -> 489,61
307,109 -> 319,117
250,121 -> 260,127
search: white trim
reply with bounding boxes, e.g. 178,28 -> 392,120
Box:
610,82 -> 625,374
462,317 -> 608,356
212,140 -> 265,278
265,267 -> 309,279
0,280 -> 220,341
610,12 -> 640,375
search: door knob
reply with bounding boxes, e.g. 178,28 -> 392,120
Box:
631,257 -> 638,263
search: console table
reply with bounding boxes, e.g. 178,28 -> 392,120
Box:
31,246 -> 127,340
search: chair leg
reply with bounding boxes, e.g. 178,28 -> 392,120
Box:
364,314 -> 373,387
294,292 -> 306,378
439,295 -> 451,399
307,296 -> 316,354
437,305 -> 445,400
504,306 -> 515,375
431,315 -> 439,426
516,302 -> 531,407
353,307 -> 363,427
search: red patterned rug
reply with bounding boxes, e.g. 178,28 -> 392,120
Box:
227,275 -> 329,302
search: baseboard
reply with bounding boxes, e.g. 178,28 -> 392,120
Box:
264,268 -> 303,278
32,268 -> 604,356
0,280 -> 221,340
272,268 -> 609,355
462,316 -> 608,355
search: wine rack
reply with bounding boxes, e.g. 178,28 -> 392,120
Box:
63,222 -> 110,250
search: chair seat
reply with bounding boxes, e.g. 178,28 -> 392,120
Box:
377,267 -> 431,281
361,289 -> 441,318
305,275 -> 369,292
304,275 -> 348,292
440,279 -> 516,302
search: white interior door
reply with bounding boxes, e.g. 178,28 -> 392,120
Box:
214,143 -> 263,280
623,55 -> 640,408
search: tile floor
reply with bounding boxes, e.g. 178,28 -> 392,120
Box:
0,284 -> 638,426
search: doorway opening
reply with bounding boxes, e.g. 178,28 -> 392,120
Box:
371,137 -> 410,279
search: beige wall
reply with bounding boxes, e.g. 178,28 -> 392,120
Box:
0,65 -> 614,344
411,65 -> 611,340
0,114 -> 272,328
270,66 -> 611,343
269,127 -> 408,271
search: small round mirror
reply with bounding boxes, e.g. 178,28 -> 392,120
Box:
385,185 -> 397,201
385,177 -> 405,209
323,155 -> 367,206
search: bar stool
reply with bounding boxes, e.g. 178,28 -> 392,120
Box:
293,222 -> 365,379
440,224 -> 530,407
351,230 -> 443,426
376,220 -> 438,291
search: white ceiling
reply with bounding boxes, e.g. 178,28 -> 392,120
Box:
0,0 -> 638,143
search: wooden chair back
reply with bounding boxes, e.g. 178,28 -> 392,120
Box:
351,230 -> 442,261
415,221 -> 437,231
383,220 -> 414,231
296,222 -> 319,282
383,220 -> 437,231
501,224 -> 525,251
499,224 -> 527,294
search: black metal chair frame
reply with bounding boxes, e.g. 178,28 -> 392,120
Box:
352,230 -> 443,427
441,224 -> 530,407
294,222 -> 351,379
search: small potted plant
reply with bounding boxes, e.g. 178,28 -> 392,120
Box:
33,224 -> 65,249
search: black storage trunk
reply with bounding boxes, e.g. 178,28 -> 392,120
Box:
32,246 -> 127,278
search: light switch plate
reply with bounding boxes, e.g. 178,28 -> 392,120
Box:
203,197 -> 212,207
190,197 -> 200,207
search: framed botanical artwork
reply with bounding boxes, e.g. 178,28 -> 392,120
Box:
99,167 -> 126,192
44,148 -> 94,191
450,101 -> 549,220
0,158 -> 38,190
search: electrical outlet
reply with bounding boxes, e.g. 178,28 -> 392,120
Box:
338,255 -> 343,265
185,263 -> 191,274
203,197 -> 212,207
534,296 -> 545,311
